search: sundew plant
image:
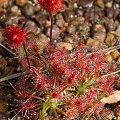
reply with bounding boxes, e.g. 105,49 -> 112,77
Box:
3,0 -> 115,120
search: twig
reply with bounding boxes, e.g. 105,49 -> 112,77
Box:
0,72 -> 25,82
103,69 -> 120,77
86,44 -> 120,77
86,44 -> 120,57
0,43 -> 16,55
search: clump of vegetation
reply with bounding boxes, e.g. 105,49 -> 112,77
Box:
3,0 -> 115,119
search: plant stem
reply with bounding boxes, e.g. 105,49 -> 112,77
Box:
23,42 -> 31,69
48,10 -> 53,47
53,108 -> 59,120
53,76 -> 56,89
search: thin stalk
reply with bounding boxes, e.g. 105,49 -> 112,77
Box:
0,72 -> 25,82
53,107 -> 59,120
55,106 -> 67,116
0,43 -> 16,55
24,92 -> 36,103
102,69 -> 120,77
49,108 -> 52,120
48,10 -> 53,47
31,95 -> 45,101
60,85 -> 68,93
86,44 -> 120,57
53,76 -> 56,89
94,0 -> 96,24
34,47 -> 47,67
23,42 -> 31,69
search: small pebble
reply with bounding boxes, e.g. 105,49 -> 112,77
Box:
44,25 -> 60,39
32,13 -> 47,27
56,42 -> 73,51
105,20 -> 116,32
0,100 -> 8,112
111,50 -> 120,59
116,25 -> 120,32
0,11 -> 8,19
85,10 -> 99,21
34,4 -> 41,12
92,31 -> 106,42
104,54 -> 113,63
22,3 -> 35,18
75,8 -> 84,17
23,25 -> 38,34
63,9 -> 75,23
0,57 -> 7,72
103,0 -> 112,3
105,1 -> 113,8
96,0 -> 104,8
113,106 -> 120,116
1,66 -> 15,78
115,0 -> 120,3
78,0 -> 93,8
25,20 -> 36,26
0,32 -> 4,43
15,0 -> 28,7
105,31 -> 120,46
105,32 -> 115,46
27,34 -> 49,54
10,5 -> 18,14
87,37 -> 104,51
56,13 -> 64,20
66,24 -> 76,34
0,112 -> 8,120
104,8 -> 114,19
93,24 -> 106,32
55,19 -> 65,28
64,36 -> 74,44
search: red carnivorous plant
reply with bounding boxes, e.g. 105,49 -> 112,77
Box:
3,0 -> 115,120
8,39 -> 115,119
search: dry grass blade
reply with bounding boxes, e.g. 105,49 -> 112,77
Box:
0,43 -> 16,55
0,72 -> 25,82
86,44 -> 120,57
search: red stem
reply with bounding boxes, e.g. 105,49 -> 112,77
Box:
23,42 -> 31,69
48,10 -> 53,47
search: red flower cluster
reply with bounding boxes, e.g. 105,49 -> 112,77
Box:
4,25 -> 26,48
37,0 -> 63,12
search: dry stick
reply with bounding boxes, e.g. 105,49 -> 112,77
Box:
86,44 -> 120,57
0,42 -> 31,69
87,44 -> 120,77
103,69 -> 120,77
0,43 -> 16,56
23,42 -> 31,69
0,72 -> 25,82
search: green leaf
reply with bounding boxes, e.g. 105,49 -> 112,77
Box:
77,77 -> 97,94
19,46 -> 25,57
98,92 -> 105,100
